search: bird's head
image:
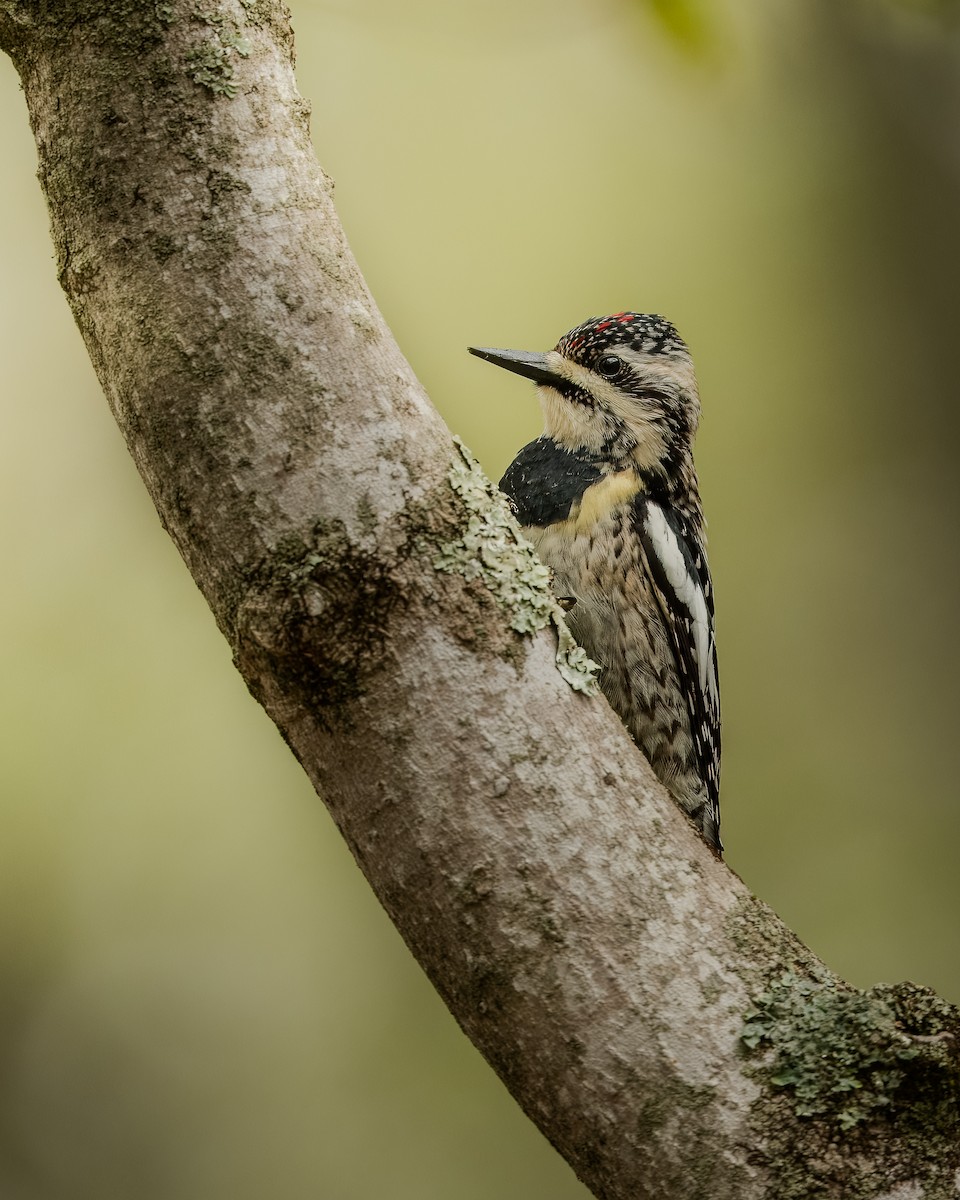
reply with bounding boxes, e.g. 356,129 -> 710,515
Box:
469,312 -> 700,483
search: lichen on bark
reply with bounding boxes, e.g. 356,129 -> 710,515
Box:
435,437 -> 600,694
740,971 -> 960,1198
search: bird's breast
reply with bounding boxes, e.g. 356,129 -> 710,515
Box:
500,436 -> 648,618
522,471 -> 645,609
556,469 -> 643,536
499,437 -> 606,527
500,436 -> 644,530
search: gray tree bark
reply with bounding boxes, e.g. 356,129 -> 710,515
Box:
1,3 -> 958,1198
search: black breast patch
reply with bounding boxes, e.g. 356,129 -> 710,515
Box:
499,438 -> 605,528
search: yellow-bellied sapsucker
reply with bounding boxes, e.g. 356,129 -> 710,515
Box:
469,312 -> 721,851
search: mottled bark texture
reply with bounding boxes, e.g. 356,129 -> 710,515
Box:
2,4 -> 959,1197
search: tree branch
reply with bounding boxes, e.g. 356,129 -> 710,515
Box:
2,3 -> 958,1196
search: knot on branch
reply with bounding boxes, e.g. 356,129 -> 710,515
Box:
234,523 -> 400,718
742,973 -> 960,1130
741,972 -> 960,1197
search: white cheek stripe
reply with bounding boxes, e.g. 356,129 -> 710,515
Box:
644,503 -> 717,701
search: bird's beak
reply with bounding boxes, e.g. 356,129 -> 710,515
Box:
468,346 -> 561,389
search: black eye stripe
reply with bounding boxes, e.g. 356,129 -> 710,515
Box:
551,371 -> 670,410
547,379 -> 595,406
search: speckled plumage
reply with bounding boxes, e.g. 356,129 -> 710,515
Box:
469,313 -> 721,851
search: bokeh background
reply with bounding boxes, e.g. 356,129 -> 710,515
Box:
2,0 -> 960,1196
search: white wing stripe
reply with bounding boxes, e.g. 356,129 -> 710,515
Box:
643,502 -> 717,703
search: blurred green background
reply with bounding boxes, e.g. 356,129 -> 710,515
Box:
2,0 -> 960,1196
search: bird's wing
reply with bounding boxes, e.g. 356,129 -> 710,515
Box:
635,498 -> 721,824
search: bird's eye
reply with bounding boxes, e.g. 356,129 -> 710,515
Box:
596,354 -> 621,379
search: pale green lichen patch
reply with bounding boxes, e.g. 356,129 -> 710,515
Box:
742,972 -> 925,1129
186,9 -> 252,98
436,438 -> 599,695
741,973 -> 960,1198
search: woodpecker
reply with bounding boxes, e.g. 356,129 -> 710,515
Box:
469,312 -> 721,851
